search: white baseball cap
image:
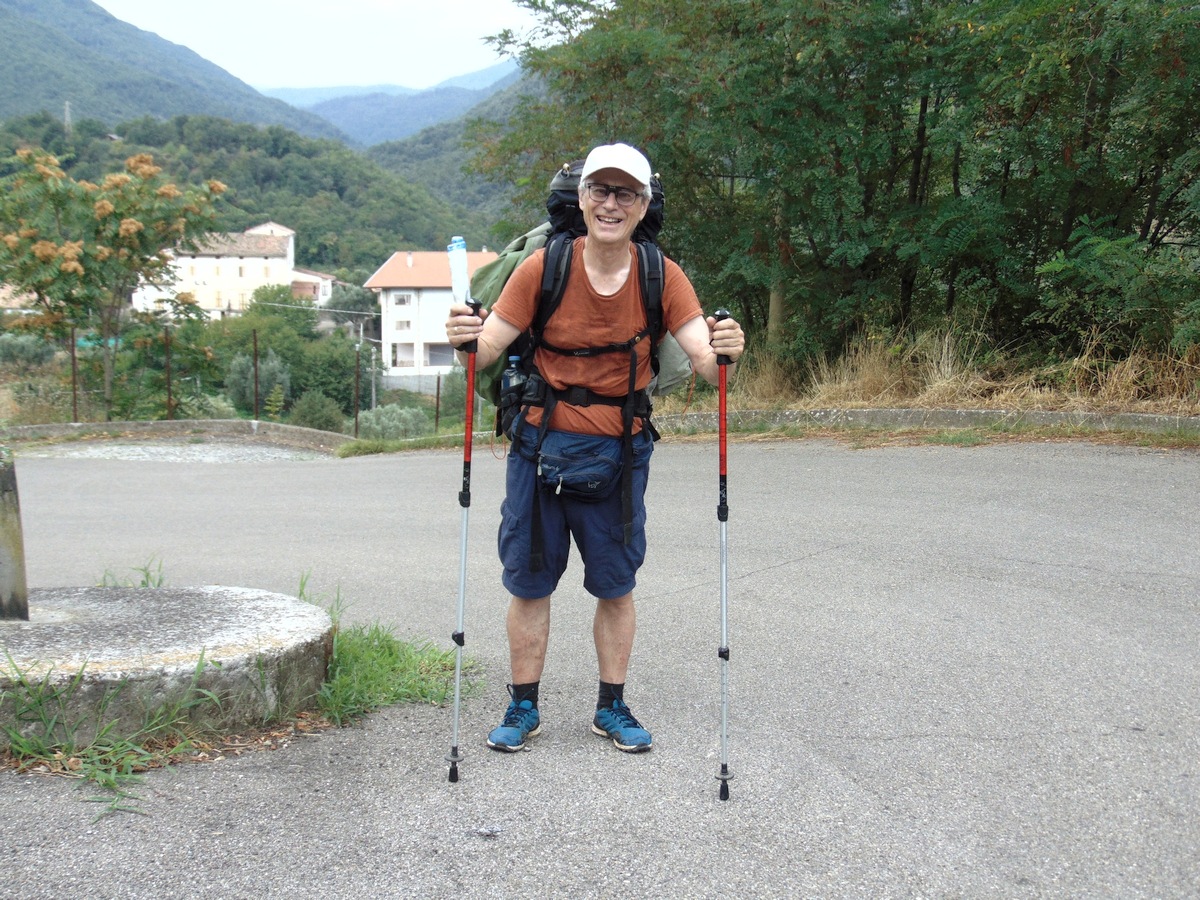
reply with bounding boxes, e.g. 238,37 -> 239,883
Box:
580,143 -> 652,187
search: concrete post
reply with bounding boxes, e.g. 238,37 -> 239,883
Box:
0,447 -> 29,621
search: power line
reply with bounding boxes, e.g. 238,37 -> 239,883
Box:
252,301 -> 378,317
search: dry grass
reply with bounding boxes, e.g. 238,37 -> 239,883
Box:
3,332 -> 1197,428
658,330 -> 1200,418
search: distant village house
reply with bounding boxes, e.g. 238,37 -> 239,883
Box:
365,248 -> 496,389
131,222 -> 337,318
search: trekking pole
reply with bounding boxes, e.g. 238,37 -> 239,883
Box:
447,236 -> 480,784
714,308 -> 734,801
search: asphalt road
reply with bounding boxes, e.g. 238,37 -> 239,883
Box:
3,436 -> 1198,898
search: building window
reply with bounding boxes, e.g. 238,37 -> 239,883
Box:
393,293 -> 413,307
238,266 -> 245,277
395,320 -> 411,331
426,344 -> 456,367
392,344 -> 415,367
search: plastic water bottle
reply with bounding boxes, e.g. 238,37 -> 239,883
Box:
447,236 -> 470,305
501,355 -> 525,395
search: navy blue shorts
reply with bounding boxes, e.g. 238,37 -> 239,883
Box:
498,427 -> 654,601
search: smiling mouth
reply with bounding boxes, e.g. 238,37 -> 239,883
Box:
597,215 -> 623,225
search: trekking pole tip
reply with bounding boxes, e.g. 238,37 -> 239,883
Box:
448,762 -> 459,783
716,764 -> 733,801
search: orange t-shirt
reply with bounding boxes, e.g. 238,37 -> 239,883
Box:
492,237 -> 703,436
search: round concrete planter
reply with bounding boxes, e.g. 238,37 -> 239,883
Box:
0,586 -> 333,747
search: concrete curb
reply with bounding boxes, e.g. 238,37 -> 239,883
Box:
1,408 -> 1196,454
655,406 -> 1200,435
0,586 -> 333,748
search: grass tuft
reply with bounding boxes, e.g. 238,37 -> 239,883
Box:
318,625 -> 471,726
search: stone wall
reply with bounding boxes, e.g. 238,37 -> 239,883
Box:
0,419 -> 348,453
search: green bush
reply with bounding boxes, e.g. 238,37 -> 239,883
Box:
225,348 -> 290,415
288,390 -> 346,433
172,393 -> 238,420
355,404 -> 433,440
0,332 -> 55,371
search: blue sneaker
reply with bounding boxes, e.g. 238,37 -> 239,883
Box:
592,698 -> 652,752
486,694 -> 541,752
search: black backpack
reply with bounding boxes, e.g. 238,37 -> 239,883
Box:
469,160 -> 689,433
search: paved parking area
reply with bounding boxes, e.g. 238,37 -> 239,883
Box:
3,436 -> 1198,898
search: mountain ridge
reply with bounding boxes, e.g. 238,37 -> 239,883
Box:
260,59 -> 518,109
306,67 -> 522,146
0,0 -> 347,140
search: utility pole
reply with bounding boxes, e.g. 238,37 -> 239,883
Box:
253,329 -> 260,420
354,322 -> 363,438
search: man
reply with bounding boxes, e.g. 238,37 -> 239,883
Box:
445,142 -> 745,754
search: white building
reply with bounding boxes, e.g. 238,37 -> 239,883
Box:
132,222 -> 335,317
365,248 -> 497,387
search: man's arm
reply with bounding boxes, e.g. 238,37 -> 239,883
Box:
674,313 -> 745,386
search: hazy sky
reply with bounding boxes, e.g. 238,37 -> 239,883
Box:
90,0 -> 539,90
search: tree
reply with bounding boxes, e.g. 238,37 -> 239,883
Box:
475,0 -> 1200,358
295,331 -> 365,414
108,304 -> 216,420
0,149 -> 226,416
246,284 -> 319,339
328,282 -> 380,341
225,348 -> 290,415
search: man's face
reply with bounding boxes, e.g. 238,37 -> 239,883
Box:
580,167 -> 649,247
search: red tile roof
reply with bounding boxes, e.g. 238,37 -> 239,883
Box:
364,250 -> 497,290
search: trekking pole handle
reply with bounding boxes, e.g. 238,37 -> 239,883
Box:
714,308 -> 732,366
461,300 -> 482,354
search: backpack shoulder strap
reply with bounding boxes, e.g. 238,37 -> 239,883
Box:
635,241 -> 666,372
535,232 -> 575,338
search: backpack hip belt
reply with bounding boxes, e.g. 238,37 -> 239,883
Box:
522,334 -> 660,571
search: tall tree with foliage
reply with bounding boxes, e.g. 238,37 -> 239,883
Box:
965,0 -> 1200,350
0,149 -> 226,415
477,0 -> 1200,359
246,284 -> 320,339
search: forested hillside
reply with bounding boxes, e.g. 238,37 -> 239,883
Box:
0,112 -> 496,280
0,0 -> 344,141
4,0 -> 1197,376
368,75 -> 546,244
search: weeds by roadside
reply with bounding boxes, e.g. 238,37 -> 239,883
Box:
296,573 -> 478,726
1,655 -> 220,816
98,557 -> 165,588
654,328 -> 1200,418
